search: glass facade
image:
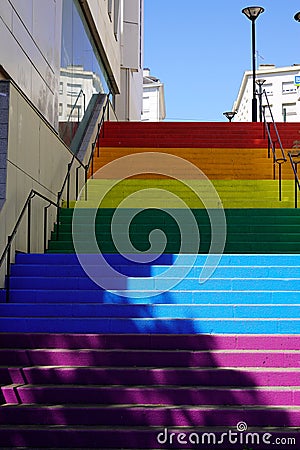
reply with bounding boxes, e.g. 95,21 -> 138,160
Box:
59,0 -> 111,146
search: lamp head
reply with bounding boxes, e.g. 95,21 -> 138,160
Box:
223,111 -> 237,122
294,12 -> 300,22
242,6 -> 265,21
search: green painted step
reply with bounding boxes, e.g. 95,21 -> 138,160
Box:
54,223 -> 300,234
46,241 -> 300,254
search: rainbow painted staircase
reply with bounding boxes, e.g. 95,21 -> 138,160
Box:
0,122 -> 299,448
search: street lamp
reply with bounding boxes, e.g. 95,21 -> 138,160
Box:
256,78 -> 266,122
242,6 -> 265,122
223,111 -> 237,122
294,12 -> 300,22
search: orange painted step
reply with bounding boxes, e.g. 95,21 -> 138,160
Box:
89,147 -> 295,180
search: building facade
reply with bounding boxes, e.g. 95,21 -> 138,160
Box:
142,68 -> 166,122
233,64 -> 300,122
0,0 -> 144,267
0,0 -> 144,127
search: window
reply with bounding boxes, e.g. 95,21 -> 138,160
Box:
264,104 -> 273,120
59,82 -> 63,95
67,103 -> 81,120
282,103 -> 296,116
58,103 -> 63,116
67,83 -> 82,97
264,83 -> 273,96
282,81 -> 296,94
108,0 -> 113,20
114,0 -> 120,40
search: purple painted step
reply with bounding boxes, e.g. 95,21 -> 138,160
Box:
0,425 -> 297,449
0,333 -> 298,449
3,385 -> 299,407
0,405 -> 298,427
2,366 -> 298,387
0,348 -> 298,368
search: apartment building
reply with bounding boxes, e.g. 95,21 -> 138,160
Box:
233,64 -> 300,122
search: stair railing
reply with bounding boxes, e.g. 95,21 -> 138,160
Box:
56,92 -> 111,239
261,90 -> 287,201
0,190 -> 57,302
86,91 -> 111,181
60,89 -> 86,143
0,93 -> 112,299
287,151 -> 300,208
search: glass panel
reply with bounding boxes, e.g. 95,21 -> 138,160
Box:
59,0 -> 111,147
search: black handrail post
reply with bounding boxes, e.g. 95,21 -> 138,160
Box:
278,162 -> 282,202
295,163 -> 298,209
43,204 -> 52,252
56,191 -> 61,240
27,196 -> 32,253
5,237 -> 12,303
91,143 -> 95,179
76,166 -> 80,200
267,124 -> 271,158
85,166 -> 88,201
97,122 -> 101,157
66,162 -> 72,208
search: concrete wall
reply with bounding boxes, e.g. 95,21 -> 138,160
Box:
115,0 -> 143,120
0,81 -> 89,285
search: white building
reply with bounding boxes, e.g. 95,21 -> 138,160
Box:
142,68 -> 166,121
233,64 -> 300,122
59,65 -> 103,122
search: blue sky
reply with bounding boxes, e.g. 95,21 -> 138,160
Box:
144,0 -> 300,121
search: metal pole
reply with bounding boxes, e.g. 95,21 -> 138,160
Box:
6,238 -> 11,303
27,196 -> 32,253
295,164 -> 298,209
252,19 -> 257,122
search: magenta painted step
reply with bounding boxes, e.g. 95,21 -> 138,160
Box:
0,348 -> 298,368
2,366 -> 298,387
0,405 -> 298,427
0,426 -> 297,449
3,384 -> 298,407
0,333 -> 297,350
0,405 -> 299,428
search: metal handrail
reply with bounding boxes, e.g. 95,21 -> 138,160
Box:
288,151 -> 300,208
86,92 -> 110,180
262,90 -> 286,162
0,190 -> 57,302
56,92 -> 111,239
0,92 -> 112,300
60,89 -> 86,142
261,90 -> 286,201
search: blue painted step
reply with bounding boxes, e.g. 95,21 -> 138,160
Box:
2,289 -> 300,304
0,304 -> 298,318
7,276 -> 300,291
1,253 -> 299,334
0,317 -> 298,334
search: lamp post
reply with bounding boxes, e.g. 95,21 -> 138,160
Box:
256,78 -> 266,122
242,6 -> 265,122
